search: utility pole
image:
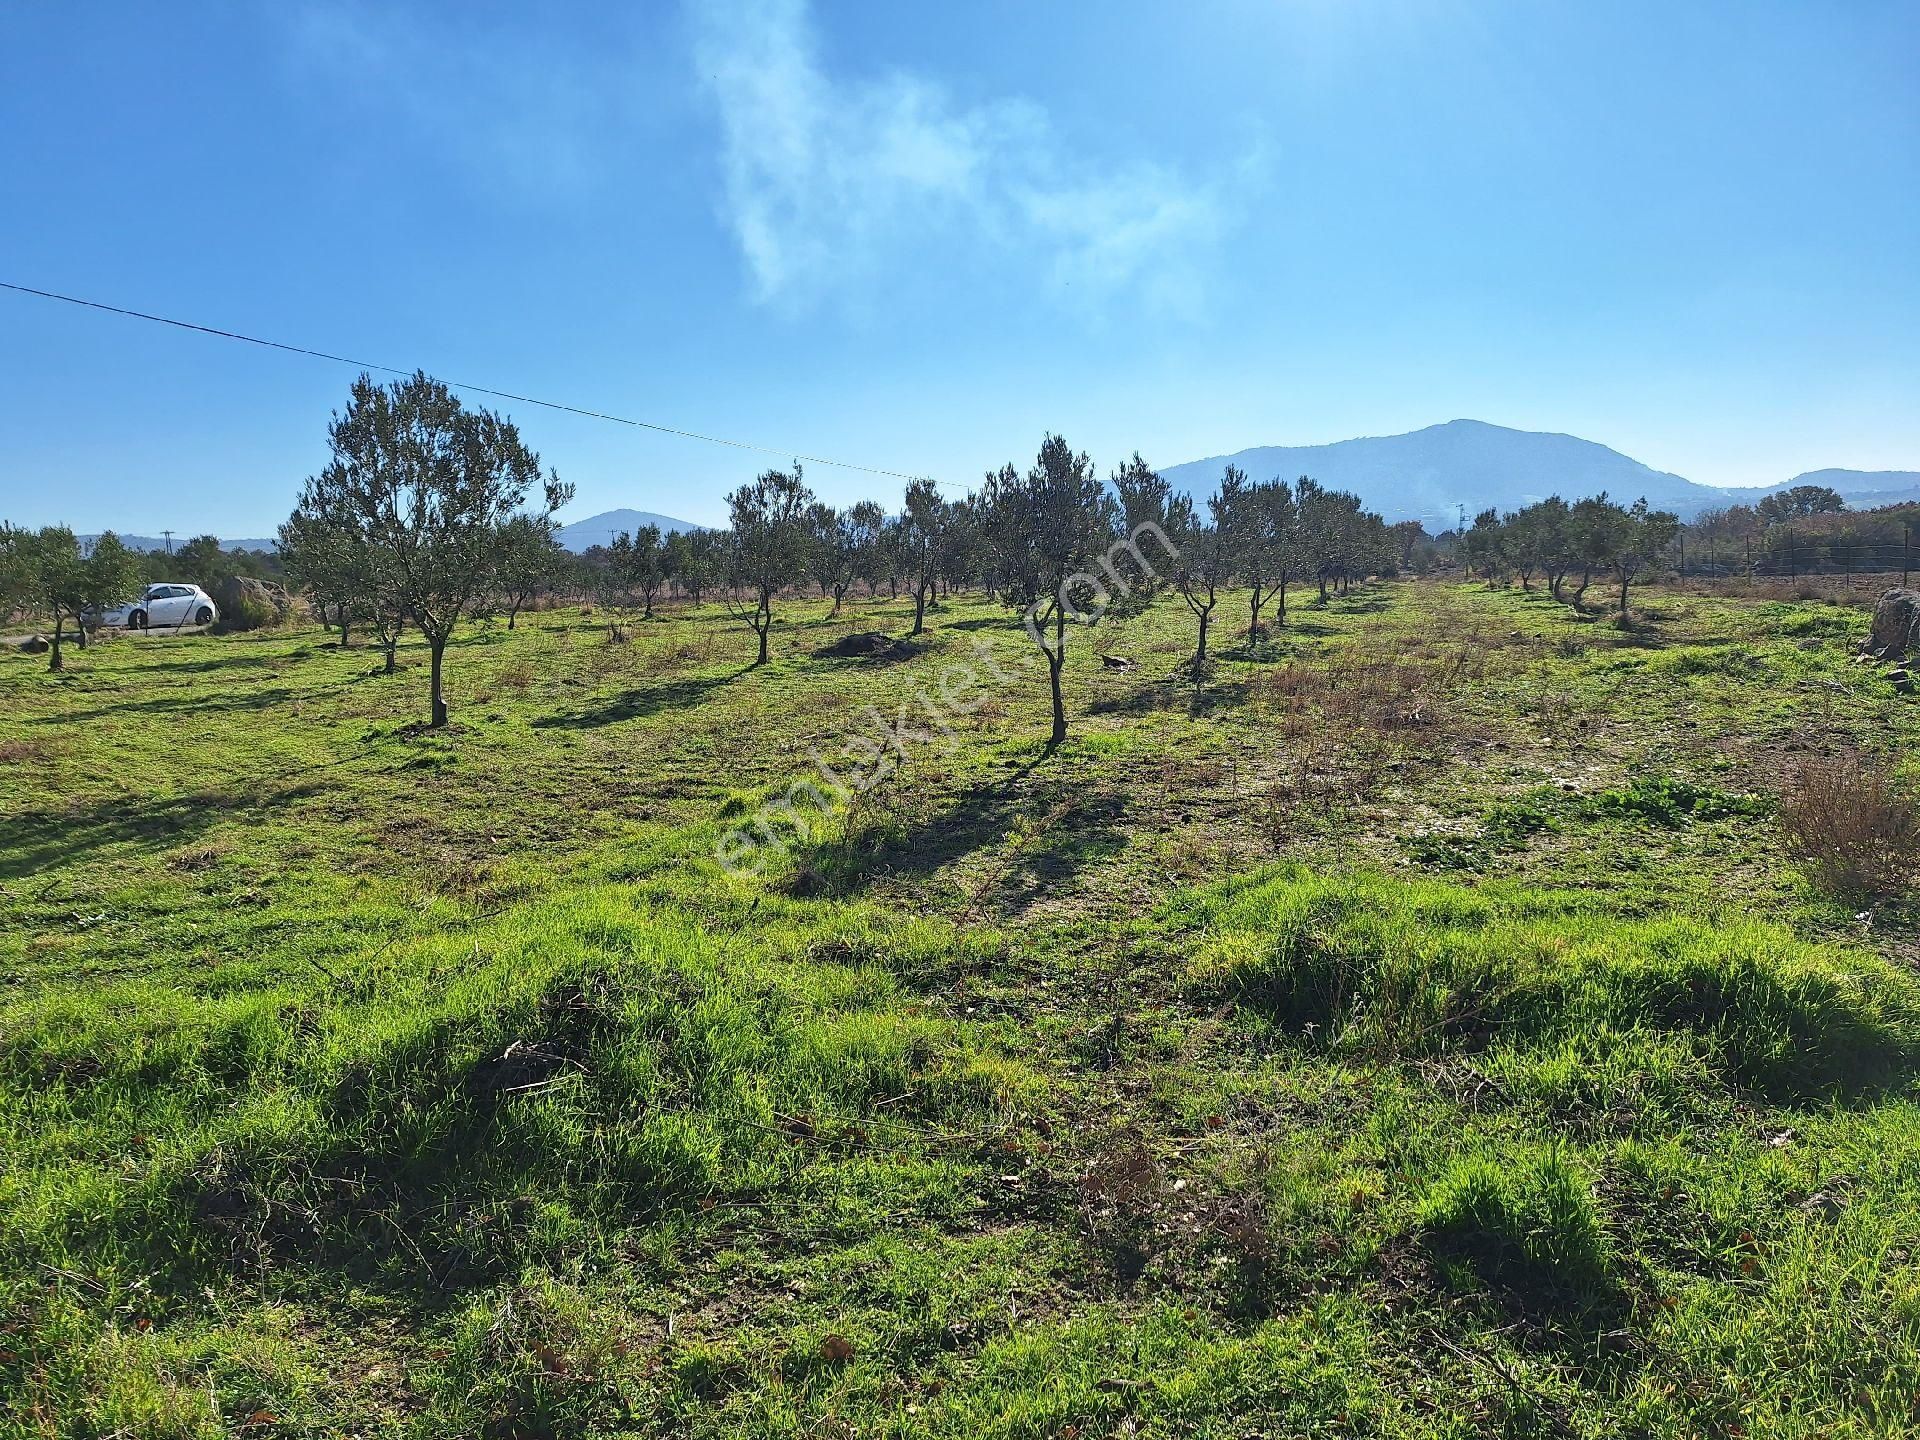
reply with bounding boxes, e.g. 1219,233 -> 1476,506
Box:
1905,519 -> 1912,588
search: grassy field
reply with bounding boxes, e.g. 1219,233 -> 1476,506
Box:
2,579 -> 1918,1438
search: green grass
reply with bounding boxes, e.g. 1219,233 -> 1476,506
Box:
2,580 -> 1918,1436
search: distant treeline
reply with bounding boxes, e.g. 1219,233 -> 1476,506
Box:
1449,482 -> 1919,593
1682,489 -> 1919,578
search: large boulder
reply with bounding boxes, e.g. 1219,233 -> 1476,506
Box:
211,575 -> 292,633
1864,588 -> 1920,661
17,635 -> 49,654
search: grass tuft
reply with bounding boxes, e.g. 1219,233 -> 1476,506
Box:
1417,1143 -> 1612,1294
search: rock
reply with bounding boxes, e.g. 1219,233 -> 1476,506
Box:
1864,588 -> 1920,661
1891,669 -> 1915,695
1100,654 -> 1135,670
18,635 -> 49,654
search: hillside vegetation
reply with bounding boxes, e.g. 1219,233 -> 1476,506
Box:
2,580 -> 1918,1438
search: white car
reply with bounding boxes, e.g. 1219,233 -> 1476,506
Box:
99,583 -> 218,630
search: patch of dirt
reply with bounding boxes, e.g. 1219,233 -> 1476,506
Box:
814,631 -> 924,662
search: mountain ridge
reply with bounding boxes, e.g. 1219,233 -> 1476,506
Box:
1158,420 -> 1918,526
552,508 -> 704,552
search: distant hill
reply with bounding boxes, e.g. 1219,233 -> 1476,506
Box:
80,534 -> 277,555
73,512 -> 705,557
1162,420 -> 1721,528
1159,420 -> 1917,527
553,509 -> 704,552
1775,469 -> 1920,510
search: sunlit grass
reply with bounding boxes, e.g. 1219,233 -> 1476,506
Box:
2,581 -> 1917,1436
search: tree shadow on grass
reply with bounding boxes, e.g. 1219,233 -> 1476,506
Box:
795,753 -> 1132,908
32,686 -> 306,725
529,666 -> 749,730
1322,590 -> 1395,615
109,653 -> 281,676
993,790 -> 1132,909
1087,679 -> 1193,718
1272,616 -> 1339,637
1609,615 -> 1672,649
0,780 -> 328,880
1215,637 -> 1299,665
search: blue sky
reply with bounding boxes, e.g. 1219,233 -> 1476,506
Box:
2,0 -> 1915,536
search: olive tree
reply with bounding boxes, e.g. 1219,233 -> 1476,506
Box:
979,434 -> 1115,746
0,524 -> 32,629
666,527 -> 723,606
804,502 -> 867,617
290,371 -> 570,727
278,509 -> 365,643
902,477 -> 947,636
495,513 -> 566,629
1612,498 -> 1680,614
612,524 -> 667,619
1168,486 -> 1231,674
726,465 -> 813,666
844,500 -> 886,602
1101,453 -> 1173,622
1218,468 -> 1294,645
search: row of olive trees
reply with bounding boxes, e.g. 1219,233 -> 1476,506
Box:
732,480 -> 982,635
8,373 -> 1395,740
266,374 -> 1393,739
701,437 -> 1394,742
0,525 -> 142,670
558,490 -> 983,638
1457,493 -> 1680,613
1164,469 -> 1399,669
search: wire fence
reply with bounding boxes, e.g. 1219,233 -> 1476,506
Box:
1670,535 -> 1915,585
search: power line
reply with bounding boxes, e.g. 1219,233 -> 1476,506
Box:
0,280 -> 959,489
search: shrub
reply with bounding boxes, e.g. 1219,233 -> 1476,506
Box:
1777,752 -> 1920,900
212,593 -> 276,634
